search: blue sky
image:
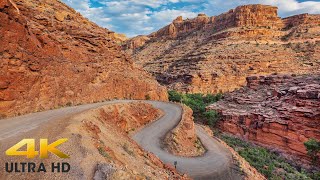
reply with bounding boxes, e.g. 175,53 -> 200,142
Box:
62,0 -> 320,37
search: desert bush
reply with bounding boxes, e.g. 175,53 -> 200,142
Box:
122,143 -> 135,157
145,94 -> 151,100
203,110 -> 220,126
168,90 -> 183,102
220,134 -> 311,179
168,90 -> 222,126
98,147 -> 111,159
304,138 -> 320,164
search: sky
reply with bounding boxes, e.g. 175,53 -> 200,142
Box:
62,0 -> 320,37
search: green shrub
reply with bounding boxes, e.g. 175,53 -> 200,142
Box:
98,147 -> 111,159
203,110 -> 220,126
220,134 -> 311,179
183,95 -> 206,113
122,143 -> 135,157
203,93 -> 223,104
168,90 -> 183,102
145,94 -> 151,100
304,138 -> 320,164
309,171 -> 320,180
167,90 -> 223,126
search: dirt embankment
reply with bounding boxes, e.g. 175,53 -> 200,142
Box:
164,104 -> 205,157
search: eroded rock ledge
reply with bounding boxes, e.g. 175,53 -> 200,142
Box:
164,104 -> 205,157
0,0 -> 167,118
208,74 -> 320,163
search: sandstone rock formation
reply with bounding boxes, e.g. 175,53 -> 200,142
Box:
164,104 -> 205,157
108,32 -> 128,44
207,74 -> 320,163
0,0 -> 167,118
123,35 -> 150,53
125,4 -> 320,94
97,102 -> 163,133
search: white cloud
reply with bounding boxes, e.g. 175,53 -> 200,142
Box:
151,9 -> 197,24
204,0 -> 320,17
62,0 -> 320,37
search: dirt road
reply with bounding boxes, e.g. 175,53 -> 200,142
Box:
0,101 -> 241,179
133,101 -> 241,180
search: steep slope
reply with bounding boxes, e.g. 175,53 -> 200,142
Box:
125,4 -> 320,94
0,0 -> 167,118
208,74 -> 320,165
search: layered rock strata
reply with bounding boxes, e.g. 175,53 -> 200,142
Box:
125,4 -> 320,94
0,0 -> 167,117
208,74 -> 320,162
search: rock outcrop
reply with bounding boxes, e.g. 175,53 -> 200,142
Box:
164,104 -> 205,157
125,4 -> 320,94
108,32 -> 128,44
123,35 -> 150,53
0,0 -> 167,118
207,74 -> 320,163
150,5 -> 283,39
97,102 -> 163,133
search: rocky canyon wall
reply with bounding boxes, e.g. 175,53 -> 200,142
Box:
208,74 -> 320,162
0,0 -> 167,118
125,4 -> 320,94
149,5 -> 283,39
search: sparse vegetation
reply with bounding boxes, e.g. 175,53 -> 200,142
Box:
220,134 -> 316,180
98,147 -> 111,159
66,102 -> 72,106
203,110 -> 220,126
122,143 -> 135,157
145,94 -> 151,100
168,90 -> 183,102
168,90 -> 222,126
97,140 -> 111,159
304,138 -> 320,165
194,138 -> 204,151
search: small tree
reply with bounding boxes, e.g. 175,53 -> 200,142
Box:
203,110 -> 220,126
304,138 -> 320,164
168,90 -> 183,102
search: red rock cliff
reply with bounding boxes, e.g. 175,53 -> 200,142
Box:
0,0 -> 167,118
151,4 -> 283,39
208,74 -> 320,163
125,4 -> 320,94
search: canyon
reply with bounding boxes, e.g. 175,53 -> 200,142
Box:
208,74 -> 320,165
125,4 -> 320,94
0,0 -> 167,118
1,0 -> 319,178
